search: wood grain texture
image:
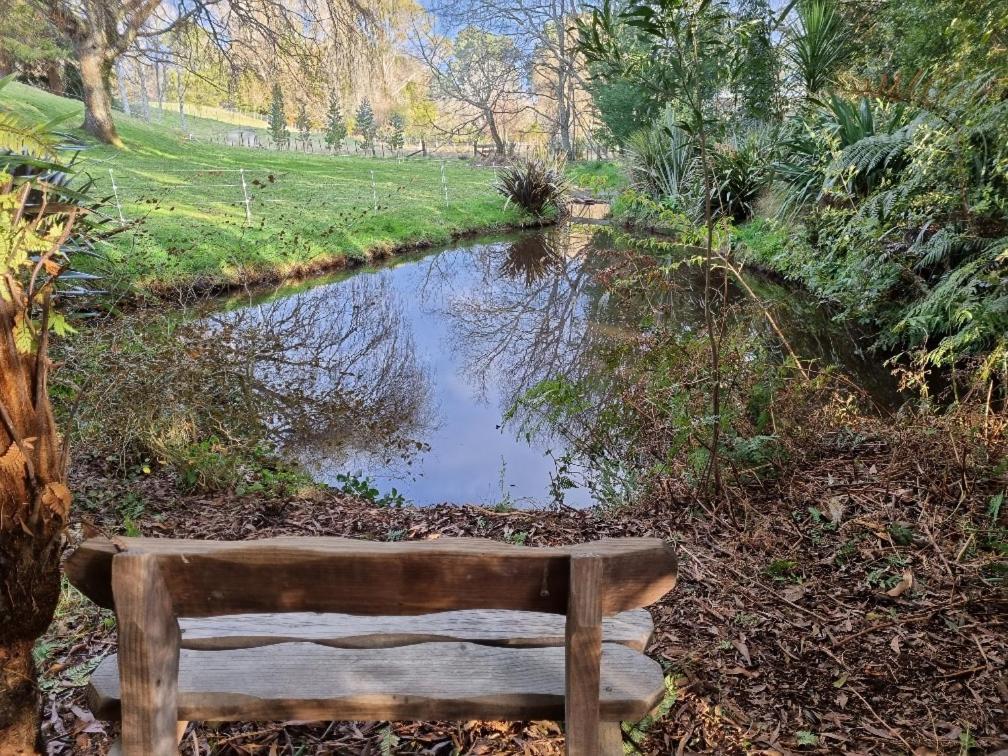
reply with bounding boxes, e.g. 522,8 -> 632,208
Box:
177,608 -> 654,651
66,536 -> 677,617
599,722 -> 624,756
565,555 -> 603,756
88,641 -> 665,723
111,553 -> 180,756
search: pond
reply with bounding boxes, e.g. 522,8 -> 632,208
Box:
216,223 -> 899,508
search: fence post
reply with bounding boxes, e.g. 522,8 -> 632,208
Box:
108,169 -> 125,223
440,161 -> 448,208
239,168 -> 252,224
371,170 -> 377,211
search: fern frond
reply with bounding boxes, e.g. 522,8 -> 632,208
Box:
0,111 -> 60,158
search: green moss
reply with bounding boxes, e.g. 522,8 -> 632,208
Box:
2,82 -> 525,294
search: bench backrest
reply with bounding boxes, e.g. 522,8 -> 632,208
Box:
66,535 -> 676,755
65,535 -> 677,617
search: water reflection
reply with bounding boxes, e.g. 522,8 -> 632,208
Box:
215,226 -> 899,508
214,276 -> 436,477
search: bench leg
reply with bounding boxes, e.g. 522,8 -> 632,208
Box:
600,723 -> 623,756
106,723 -> 186,756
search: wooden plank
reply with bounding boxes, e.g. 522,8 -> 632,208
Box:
66,537 -> 677,617
88,641 -> 665,724
177,608 -> 654,651
565,554 -> 603,756
599,722 -> 624,756
111,553 -> 180,756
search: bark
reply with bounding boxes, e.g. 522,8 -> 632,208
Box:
46,62 -> 65,96
77,40 -> 123,147
114,59 -> 131,117
0,640 -> 39,755
485,111 -> 505,154
0,290 -> 70,753
554,9 -> 573,159
137,61 -> 151,122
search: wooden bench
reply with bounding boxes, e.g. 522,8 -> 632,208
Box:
66,536 -> 677,755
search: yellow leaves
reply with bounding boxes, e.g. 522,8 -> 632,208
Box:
13,310 -> 34,353
0,182 -> 70,280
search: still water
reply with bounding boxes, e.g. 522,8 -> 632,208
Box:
218,224 -> 896,508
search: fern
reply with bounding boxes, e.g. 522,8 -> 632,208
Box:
0,76 -> 69,158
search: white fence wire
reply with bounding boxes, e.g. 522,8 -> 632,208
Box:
100,158 -> 500,227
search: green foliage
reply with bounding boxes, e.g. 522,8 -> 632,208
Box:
566,160 -> 625,194
495,154 -> 570,217
855,0 -> 1008,81
355,98 -> 377,154
334,472 -> 405,507
765,558 -> 800,582
711,123 -> 777,222
388,112 -> 405,151
323,92 -> 347,150
295,102 -> 312,145
588,76 -> 662,147
734,0 -> 780,120
623,110 -> 698,215
795,730 -> 819,747
766,74 -> 1008,375
786,0 -> 849,98
267,83 -> 289,147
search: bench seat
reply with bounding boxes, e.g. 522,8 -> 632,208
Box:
90,640 -> 666,722
175,608 -> 655,650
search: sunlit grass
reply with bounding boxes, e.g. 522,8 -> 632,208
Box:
2,82 -> 526,294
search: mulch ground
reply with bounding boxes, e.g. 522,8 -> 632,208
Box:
38,418 -> 1008,755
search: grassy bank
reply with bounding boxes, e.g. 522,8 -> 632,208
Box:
2,83 -> 527,296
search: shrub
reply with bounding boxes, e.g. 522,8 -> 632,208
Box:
495,154 -> 570,217
711,124 -> 777,222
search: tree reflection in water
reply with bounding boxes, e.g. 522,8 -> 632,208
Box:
207,226 -> 899,507
216,275 -> 435,477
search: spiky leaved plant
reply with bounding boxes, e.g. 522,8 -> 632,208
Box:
494,154 -> 570,217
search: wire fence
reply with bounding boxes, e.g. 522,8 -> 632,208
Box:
99,158 -> 502,227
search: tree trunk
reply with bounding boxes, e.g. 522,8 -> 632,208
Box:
46,62 -> 65,96
77,41 -> 123,147
114,59 -> 131,117
0,49 -> 13,77
485,112 -> 505,155
554,1 -> 573,159
137,61 -> 151,123
0,291 -> 70,754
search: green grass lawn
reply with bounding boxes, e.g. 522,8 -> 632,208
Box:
2,83 -> 526,294
567,159 -> 626,195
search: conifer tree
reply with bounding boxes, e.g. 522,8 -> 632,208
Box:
267,83 -> 290,147
355,97 -> 377,155
324,92 -> 348,151
295,102 -> 312,147
388,112 -> 405,152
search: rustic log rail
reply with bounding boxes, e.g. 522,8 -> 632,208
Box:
66,536 -> 678,756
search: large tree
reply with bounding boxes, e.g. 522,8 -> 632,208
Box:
415,26 -> 524,154
36,0 -> 379,147
428,0 -> 585,156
